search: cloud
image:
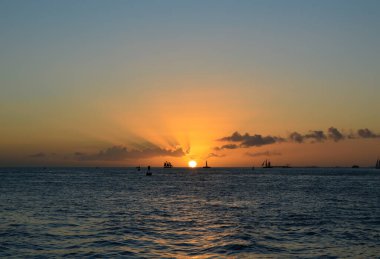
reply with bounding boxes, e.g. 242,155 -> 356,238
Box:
215,144 -> 239,150
28,152 -> 58,160
29,152 -> 46,158
218,132 -> 248,142
217,132 -> 284,148
240,135 -> 284,147
357,128 -> 379,138
75,145 -> 187,161
215,127 -> 380,151
245,151 -> 282,157
328,127 -> 345,142
289,132 -> 304,143
304,130 -> 327,142
207,153 -> 226,159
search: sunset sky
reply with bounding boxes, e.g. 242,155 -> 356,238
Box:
1,0 -> 379,167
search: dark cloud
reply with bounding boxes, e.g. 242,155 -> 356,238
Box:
29,152 -> 46,158
218,132 -> 284,149
304,130 -> 327,142
240,135 -> 284,147
215,127 -> 379,151
328,127 -> 345,142
75,145 -> 187,161
218,131 -> 248,142
357,128 -> 379,138
245,151 -> 282,157
289,132 -> 304,143
215,144 -> 239,150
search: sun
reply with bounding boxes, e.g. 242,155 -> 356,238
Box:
188,160 -> 197,168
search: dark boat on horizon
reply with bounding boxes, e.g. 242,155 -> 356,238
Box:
146,166 -> 152,176
262,159 -> 272,168
376,159 -> 380,169
203,161 -> 211,168
164,161 -> 173,168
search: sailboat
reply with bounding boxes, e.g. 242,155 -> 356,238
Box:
164,161 -> 173,168
262,159 -> 272,168
376,158 -> 380,169
203,161 -> 211,168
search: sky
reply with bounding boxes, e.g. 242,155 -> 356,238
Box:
1,0 -> 379,167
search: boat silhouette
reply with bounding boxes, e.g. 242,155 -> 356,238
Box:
203,161 -> 211,168
164,161 -> 173,168
262,159 -> 272,168
376,158 -> 380,169
146,166 -> 152,176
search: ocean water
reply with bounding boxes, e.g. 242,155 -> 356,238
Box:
0,167 -> 379,258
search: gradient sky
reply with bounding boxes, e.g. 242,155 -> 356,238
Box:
1,0 -> 379,167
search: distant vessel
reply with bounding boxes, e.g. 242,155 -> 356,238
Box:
262,159 -> 272,168
146,166 -> 152,176
203,161 -> 211,168
136,165 -> 141,171
376,159 -> 380,169
164,161 -> 173,168
352,165 -> 359,168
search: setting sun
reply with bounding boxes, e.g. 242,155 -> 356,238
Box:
188,160 -> 197,168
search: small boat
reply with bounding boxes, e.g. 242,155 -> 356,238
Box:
164,161 -> 173,168
146,166 -> 152,176
262,159 -> 272,168
203,161 -> 211,168
136,165 -> 141,171
376,159 -> 380,169
352,165 -> 359,168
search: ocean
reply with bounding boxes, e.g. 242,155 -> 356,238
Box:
0,167 -> 379,258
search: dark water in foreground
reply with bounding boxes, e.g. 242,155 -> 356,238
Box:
0,168 -> 379,258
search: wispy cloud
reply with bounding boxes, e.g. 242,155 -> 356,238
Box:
214,144 -> 239,150
29,152 -> 57,159
29,152 -> 46,158
245,151 -> 282,157
74,145 -> 187,161
207,153 -> 226,159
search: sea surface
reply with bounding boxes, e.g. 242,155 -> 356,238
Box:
0,167 -> 379,258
